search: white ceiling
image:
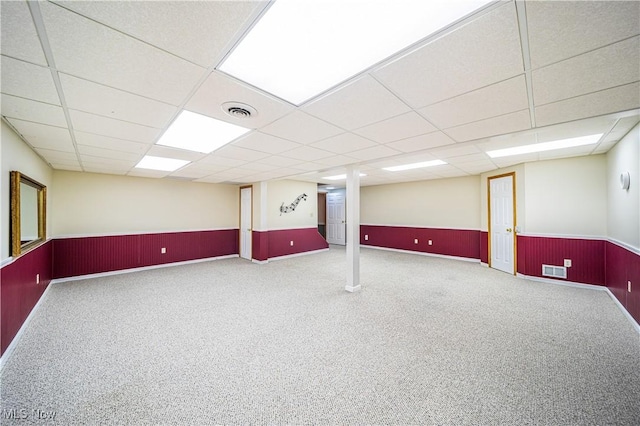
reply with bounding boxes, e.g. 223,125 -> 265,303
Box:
1,0 -> 639,186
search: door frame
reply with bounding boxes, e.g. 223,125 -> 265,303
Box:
487,172 -> 517,275
239,185 -> 253,260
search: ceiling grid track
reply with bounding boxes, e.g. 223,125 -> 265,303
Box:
514,0 -> 537,131
26,0 -> 85,171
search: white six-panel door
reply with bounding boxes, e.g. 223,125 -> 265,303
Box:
326,191 -> 346,245
489,175 -> 515,274
240,186 -> 252,260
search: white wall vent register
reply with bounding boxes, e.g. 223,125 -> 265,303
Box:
542,265 -> 567,279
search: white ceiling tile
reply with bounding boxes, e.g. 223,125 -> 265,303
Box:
535,82 -> 640,127
175,162 -> 230,174
347,145 -> 402,162
236,162 -> 281,173
77,145 -> 142,162
1,1 -> 47,65
50,163 -> 83,172
185,71 -> 294,129
261,111 -> 342,144
1,94 -> 67,127
429,145 -> 482,160
602,114 -> 640,143
59,73 -> 177,128
592,140 -> 621,155
257,156 -> 304,168
40,1 -> 206,105
198,155 -> 248,168
80,156 -> 137,168
538,145 -> 595,161
385,131 -> 456,153
127,169 -> 171,179
146,145 -> 207,162
313,155 -> 358,168
168,166 -> 216,180
213,145 -> 271,162
526,0 -> 640,69
53,1 -> 263,67
83,164 -> 128,177
34,148 -> 79,162
374,2 -> 523,107
232,132 -> 301,154
491,153 -> 541,168
353,111 -> 437,143
291,162 -> 327,172
0,57 -> 60,104
281,146 -> 334,161
69,110 -> 161,144
445,110 -> 531,142
7,118 -> 75,152
74,132 -> 150,154
310,133 -> 378,154
453,161 -> 497,175
419,75 -> 529,129
303,76 -> 411,130
532,37 -> 640,106
436,152 -> 487,164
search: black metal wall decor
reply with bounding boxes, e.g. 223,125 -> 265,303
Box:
280,193 -> 307,215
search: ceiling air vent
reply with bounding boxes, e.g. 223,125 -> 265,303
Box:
222,102 -> 257,119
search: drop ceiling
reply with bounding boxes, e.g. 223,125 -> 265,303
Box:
1,0 -> 639,186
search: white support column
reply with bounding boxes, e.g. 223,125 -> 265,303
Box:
345,166 -> 361,292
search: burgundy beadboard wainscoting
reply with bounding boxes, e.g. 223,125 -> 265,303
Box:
360,225 -> 481,260
52,229 -> 238,279
252,228 -> 328,261
1,241 -> 53,355
516,235 -> 606,285
605,241 -> 640,324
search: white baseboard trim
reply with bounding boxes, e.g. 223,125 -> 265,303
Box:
0,281 -> 54,373
515,273 -> 606,290
516,273 -> 640,334
266,248 -> 329,262
480,262 -> 489,267
251,259 -> 269,264
362,245 -> 480,263
345,285 -> 361,293
50,254 -> 239,284
604,288 -> 640,335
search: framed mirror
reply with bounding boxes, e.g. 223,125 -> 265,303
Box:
10,171 -> 47,256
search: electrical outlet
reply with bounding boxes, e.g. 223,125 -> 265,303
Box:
629,281 -> 632,293
414,238 -> 418,244
428,240 -> 433,246
364,234 -> 368,241
36,274 -> 40,284
161,247 -> 166,254
564,259 -> 572,267
290,241 -> 294,246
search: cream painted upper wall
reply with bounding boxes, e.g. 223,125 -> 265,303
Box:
1,121 -> 53,260
525,155 -> 607,237
607,123 -> 639,249
52,171 -> 238,236
361,175 -> 481,229
267,180 -> 317,230
480,164 -> 525,232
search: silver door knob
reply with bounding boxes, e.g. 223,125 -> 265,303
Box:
506,228 -> 512,232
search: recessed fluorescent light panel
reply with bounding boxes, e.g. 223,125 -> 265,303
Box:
383,159 -> 447,171
157,110 -> 250,154
135,155 -> 190,172
220,0 -> 491,105
323,173 -> 367,180
486,134 -> 603,158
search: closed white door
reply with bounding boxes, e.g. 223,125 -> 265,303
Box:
489,175 -> 515,274
240,187 -> 252,260
326,191 -> 346,245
